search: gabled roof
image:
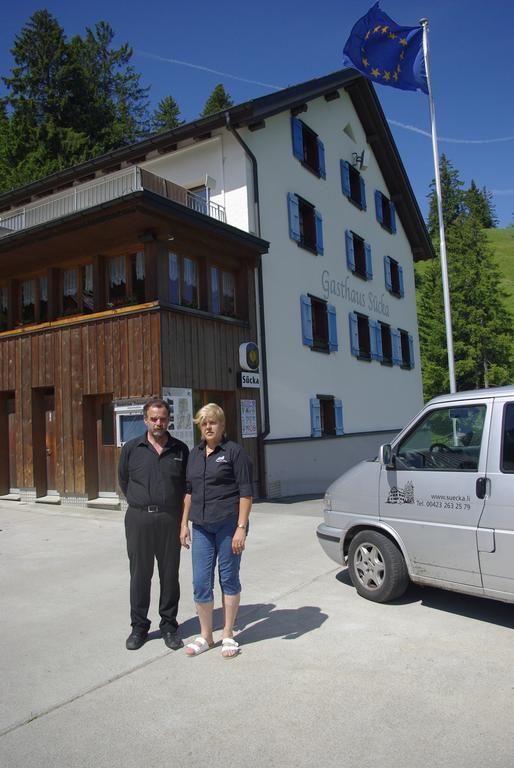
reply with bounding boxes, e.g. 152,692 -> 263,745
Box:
0,68 -> 434,260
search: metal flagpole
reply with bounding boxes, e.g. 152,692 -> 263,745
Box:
420,18 -> 456,393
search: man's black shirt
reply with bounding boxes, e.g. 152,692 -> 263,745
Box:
118,433 -> 189,513
186,439 -> 253,524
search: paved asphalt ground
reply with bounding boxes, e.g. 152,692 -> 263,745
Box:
0,497 -> 512,768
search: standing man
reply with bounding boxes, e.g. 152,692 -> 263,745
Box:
118,398 -> 189,651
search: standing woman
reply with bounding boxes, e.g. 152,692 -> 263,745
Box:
180,404 -> 252,658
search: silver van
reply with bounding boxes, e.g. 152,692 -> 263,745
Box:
316,385 -> 514,604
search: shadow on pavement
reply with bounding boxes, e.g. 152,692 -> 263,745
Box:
178,602 -> 328,645
334,568 -> 514,628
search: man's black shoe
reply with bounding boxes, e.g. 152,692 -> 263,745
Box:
162,631 -> 184,650
126,631 -> 148,650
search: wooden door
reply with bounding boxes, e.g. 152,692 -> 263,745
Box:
7,397 -> 16,490
44,395 -> 56,491
83,394 -> 116,499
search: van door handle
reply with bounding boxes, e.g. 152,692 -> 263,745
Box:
476,477 -> 487,499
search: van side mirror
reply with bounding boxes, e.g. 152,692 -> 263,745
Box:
379,443 -> 395,469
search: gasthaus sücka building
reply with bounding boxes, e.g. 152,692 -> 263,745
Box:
0,68 -> 433,505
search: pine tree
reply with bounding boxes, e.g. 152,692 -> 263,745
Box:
200,84 -> 233,117
427,154 -> 464,237
464,180 -> 498,228
0,12 -> 150,192
151,95 -> 183,132
418,159 -> 512,399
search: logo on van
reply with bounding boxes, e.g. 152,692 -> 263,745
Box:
386,481 -> 414,504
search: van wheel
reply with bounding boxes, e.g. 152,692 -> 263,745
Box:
347,531 -> 409,603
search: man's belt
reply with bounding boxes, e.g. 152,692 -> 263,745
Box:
130,505 -> 176,513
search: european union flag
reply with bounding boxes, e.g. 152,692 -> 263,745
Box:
342,2 -> 428,94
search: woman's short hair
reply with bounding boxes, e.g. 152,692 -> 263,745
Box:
194,403 -> 225,426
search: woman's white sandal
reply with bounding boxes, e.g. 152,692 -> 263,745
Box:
221,638 -> 240,658
185,637 -> 214,656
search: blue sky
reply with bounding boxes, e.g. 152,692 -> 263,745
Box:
2,0 -> 513,227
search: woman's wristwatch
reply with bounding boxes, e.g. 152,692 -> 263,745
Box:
237,523 -> 247,529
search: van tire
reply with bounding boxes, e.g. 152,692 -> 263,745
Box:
347,530 -> 409,603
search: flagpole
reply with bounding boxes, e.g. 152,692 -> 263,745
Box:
420,18 -> 456,393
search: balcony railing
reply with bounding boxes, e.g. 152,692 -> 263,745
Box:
0,166 -> 226,238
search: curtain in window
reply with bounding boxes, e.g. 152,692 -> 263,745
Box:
63,269 -> 78,297
21,280 -> 35,306
135,251 -> 145,280
83,264 -> 94,293
168,252 -> 180,303
183,258 -> 197,305
109,256 -> 126,286
39,276 -> 48,302
211,267 -> 220,313
0,286 -> 8,311
222,271 -> 235,315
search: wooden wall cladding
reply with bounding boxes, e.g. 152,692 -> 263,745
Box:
0,309 -> 161,493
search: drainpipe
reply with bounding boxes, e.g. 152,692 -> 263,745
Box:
224,112 -> 270,498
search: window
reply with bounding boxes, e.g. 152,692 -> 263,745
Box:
379,322 -> 393,365
345,230 -> 372,280
107,252 -> 145,308
167,252 -> 199,309
375,190 -> 397,233
62,264 -> 95,316
384,256 -> 404,297
210,267 -> 236,317
395,405 -> 486,471
20,280 -> 36,324
107,255 -> 127,307
340,160 -> 366,209
0,286 -> 8,331
310,396 -> 344,437
291,117 -> 326,178
501,403 -> 514,473
399,328 -> 414,369
349,312 -> 371,360
301,294 -> 337,353
17,275 -> 49,325
288,193 -> 324,255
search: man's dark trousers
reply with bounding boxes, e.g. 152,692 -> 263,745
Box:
125,507 -> 181,634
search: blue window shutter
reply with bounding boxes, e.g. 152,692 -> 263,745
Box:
291,118 -> 303,161
369,319 -> 380,361
315,210 -> 324,255
408,334 -> 415,369
359,175 -> 367,210
398,264 -> 405,297
327,304 -> 338,352
364,242 -> 373,280
384,255 -> 392,291
345,230 -> 355,272
390,201 -> 397,233
334,400 -> 344,435
340,160 -> 351,198
287,193 -> 300,242
349,312 -> 359,356
317,139 -> 326,179
375,321 -> 383,361
375,190 -> 383,224
300,294 -> 313,347
391,328 -> 402,365
310,398 -> 321,438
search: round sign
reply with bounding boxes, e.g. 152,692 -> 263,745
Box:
239,342 -> 259,371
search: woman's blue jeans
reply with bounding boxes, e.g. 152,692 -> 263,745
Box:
191,517 -> 241,603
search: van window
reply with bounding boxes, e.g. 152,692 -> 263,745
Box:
395,404 -> 486,471
501,403 -> 514,473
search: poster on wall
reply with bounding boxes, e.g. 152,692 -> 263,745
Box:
162,387 -> 194,449
240,399 -> 257,438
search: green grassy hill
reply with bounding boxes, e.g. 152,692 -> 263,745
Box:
485,227 -> 514,316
